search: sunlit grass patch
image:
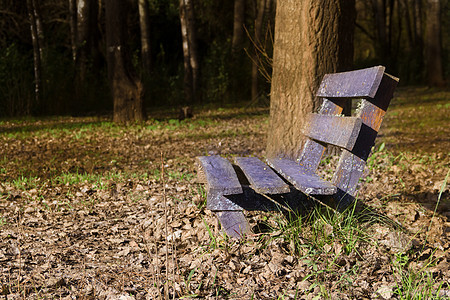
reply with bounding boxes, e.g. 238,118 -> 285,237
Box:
257,201 -> 373,258
392,251 -> 445,299
380,88 -> 450,153
51,171 -> 115,189
10,175 -> 41,190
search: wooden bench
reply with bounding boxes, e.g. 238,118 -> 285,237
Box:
196,66 -> 399,238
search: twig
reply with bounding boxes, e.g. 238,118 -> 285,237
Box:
16,211 -> 23,299
170,207 -> 176,300
161,152 -> 169,300
156,238 -> 162,300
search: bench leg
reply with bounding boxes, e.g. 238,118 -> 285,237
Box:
215,211 -> 251,239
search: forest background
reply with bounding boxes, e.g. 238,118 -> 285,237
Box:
0,0 -> 449,119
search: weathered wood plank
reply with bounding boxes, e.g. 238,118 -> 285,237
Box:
332,72 -> 399,210
297,98 -> 345,173
207,193 -> 244,211
196,156 -> 242,196
266,157 -> 336,195
332,149 -> 366,197
234,157 -> 290,194
296,139 -> 326,173
304,114 -> 362,151
216,211 -> 251,239
316,66 -> 385,98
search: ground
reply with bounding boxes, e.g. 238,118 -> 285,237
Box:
0,87 -> 449,299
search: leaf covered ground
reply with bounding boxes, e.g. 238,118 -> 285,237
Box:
0,87 -> 449,299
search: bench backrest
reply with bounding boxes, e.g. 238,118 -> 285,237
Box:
298,66 -> 399,207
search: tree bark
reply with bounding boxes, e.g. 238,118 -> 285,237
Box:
373,0 -> 389,62
266,0 -> 355,159
27,0 -> 43,113
75,0 -> 100,84
105,0 -> 145,123
33,0 -> 45,63
425,0 -> 445,86
231,0 -> 245,54
251,0 -> 266,102
69,0 -> 77,61
138,0 -> 152,71
76,0 -> 90,88
179,0 -> 200,104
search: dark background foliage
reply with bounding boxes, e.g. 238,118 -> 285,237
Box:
0,0 -> 448,117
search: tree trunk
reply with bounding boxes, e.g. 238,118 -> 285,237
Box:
75,0 -> 101,84
138,0 -> 152,71
76,0 -> 90,88
179,0 -> 200,104
251,0 -> 266,102
33,0 -> 45,63
373,0 -> 388,61
69,0 -> 77,61
27,0 -> 43,114
425,0 -> 445,86
401,0 -> 424,83
105,0 -> 145,124
229,0 -> 247,103
266,0 -> 355,159
231,0 -> 245,54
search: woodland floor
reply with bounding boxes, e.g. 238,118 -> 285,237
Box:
0,87 -> 449,299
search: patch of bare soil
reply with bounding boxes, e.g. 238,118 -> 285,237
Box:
0,99 -> 449,299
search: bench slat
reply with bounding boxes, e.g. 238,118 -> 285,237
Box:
316,66 -> 385,98
216,211 -> 251,239
332,150 -> 366,197
297,98 -> 346,173
266,158 -> 337,195
234,157 -> 290,194
196,156 -> 243,196
304,114 -> 362,151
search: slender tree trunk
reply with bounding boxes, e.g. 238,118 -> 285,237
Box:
426,0 -> 445,86
185,0 -> 200,103
27,0 -> 43,114
403,0 -> 414,47
414,0 -> 423,42
69,0 -> 77,61
251,0 -> 266,102
179,0 -> 200,104
401,0 -> 424,83
180,0 -> 193,104
105,0 -> 145,123
33,0 -> 45,63
229,0 -> 247,103
266,0 -> 355,159
75,0 -> 100,82
138,0 -> 152,71
76,0 -> 90,87
231,0 -> 245,54
373,0 -> 388,61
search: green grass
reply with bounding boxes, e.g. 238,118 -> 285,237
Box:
264,202 -> 372,257
392,251 -> 444,299
51,171 -> 124,189
10,175 -> 41,190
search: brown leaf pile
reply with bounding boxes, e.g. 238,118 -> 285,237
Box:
0,98 -> 449,299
